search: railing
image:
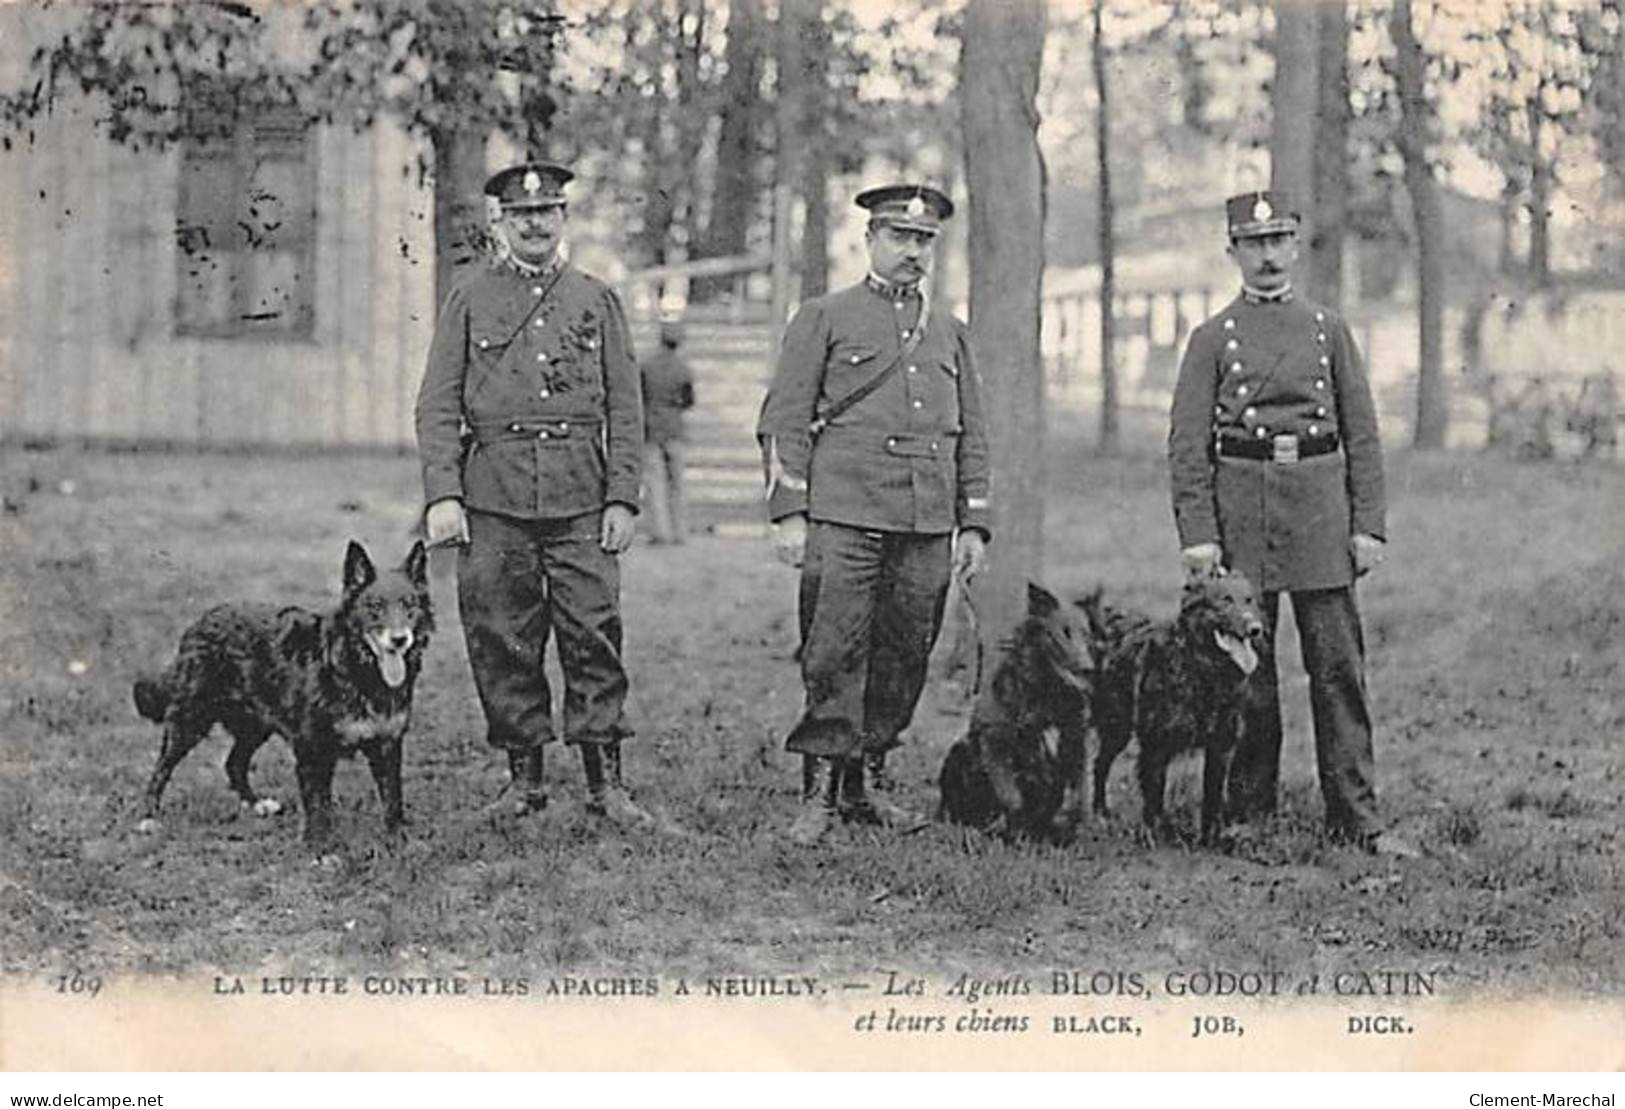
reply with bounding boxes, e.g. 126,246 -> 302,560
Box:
617,252 -> 777,324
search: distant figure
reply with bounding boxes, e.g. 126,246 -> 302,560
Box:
641,320 -> 696,544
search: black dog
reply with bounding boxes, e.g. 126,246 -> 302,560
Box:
133,540 -> 432,849
1089,568 -> 1265,845
937,582 -> 1098,841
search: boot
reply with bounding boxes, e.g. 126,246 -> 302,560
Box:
583,743 -> 655,829
503,746 -> 547,816
789,756 -> 840,846
865,749 -> 898,793
840,756 -> 926,831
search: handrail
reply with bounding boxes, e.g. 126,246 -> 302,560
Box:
620,252 -> 774,286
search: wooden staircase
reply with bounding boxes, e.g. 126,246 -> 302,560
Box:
630,312 -> 779,537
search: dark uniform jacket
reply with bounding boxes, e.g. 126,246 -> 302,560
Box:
416,260 -> 643,520
1169,293 -> 1385,592
641,348 -> 695,444
756,279 -> 993,537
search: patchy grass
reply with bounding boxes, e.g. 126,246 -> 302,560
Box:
1,442 -> 1621,998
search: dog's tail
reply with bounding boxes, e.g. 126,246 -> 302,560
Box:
132,673 -> 173,722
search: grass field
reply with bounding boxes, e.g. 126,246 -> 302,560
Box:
1,440 -> 1620,997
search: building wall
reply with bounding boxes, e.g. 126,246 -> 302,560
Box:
0,40 -> 437,449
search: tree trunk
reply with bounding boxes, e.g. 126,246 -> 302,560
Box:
696,0 -> 764,298
1391,0 -> 1448,450
771,0 -> 806,325
1527,96 -> 1552,287
961,0 -> 1047,650
794,0 -> 830,300
1092,0 -> 1118,454
1310,1 -> 1349,307
1269,0 -> 1317,245
431,123 -> 492,312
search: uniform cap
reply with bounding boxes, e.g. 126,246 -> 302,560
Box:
485,161 -> 574,210
856,183 -> 954,236
1226,190 -> 1299,239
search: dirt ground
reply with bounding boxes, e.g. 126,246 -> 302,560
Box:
1,441 -> 1620,997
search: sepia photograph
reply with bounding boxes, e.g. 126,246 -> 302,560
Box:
0,0 -> 1620,1076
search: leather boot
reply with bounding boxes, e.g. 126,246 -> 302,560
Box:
789,757 -> 840,845
841,756 -> 925,830
865,749 -> 898,793
504,746 -> 547,816
583,743 -> 655,829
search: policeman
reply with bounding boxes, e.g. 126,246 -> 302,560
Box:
1168,190 -> 1416,858
757,183 -> 992,846
640,319 -> 696,545
416,160 -> 653,829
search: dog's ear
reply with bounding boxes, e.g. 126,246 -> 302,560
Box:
1027,581 -> 1060,616
343,540 -> 377,595
404,540 -> 428,589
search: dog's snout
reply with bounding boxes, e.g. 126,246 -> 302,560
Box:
1246,620 -> 1265,640
387,630 -> 413,652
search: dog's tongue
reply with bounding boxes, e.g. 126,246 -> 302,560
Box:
1215,631 -> 1259,676
379,651 -> 408,689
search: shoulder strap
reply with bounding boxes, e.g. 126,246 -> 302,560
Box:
809,293 -> 932,437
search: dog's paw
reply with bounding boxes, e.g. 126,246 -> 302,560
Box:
135,817 -> 163,836
245,798 -> 283,818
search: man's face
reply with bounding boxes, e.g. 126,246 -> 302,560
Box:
1228,230 -> 1298,291
865,223 -> 935,285
502,203 -> 565,266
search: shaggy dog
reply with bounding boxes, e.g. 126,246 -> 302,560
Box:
937,583 -> 1098,842
133,540 -> 431,849
1089,568 -> 1265,845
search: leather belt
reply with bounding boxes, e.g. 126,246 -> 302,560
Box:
1217,432 -> 1339,462
472,417 -> 601,443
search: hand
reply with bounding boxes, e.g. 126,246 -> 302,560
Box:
600,504 -> 637,553
953,529 -> 988,581
1181,543 -> 1223,576
772,513 -> 808,568
425,499 -> 469,548
1352,533 -> 1386,577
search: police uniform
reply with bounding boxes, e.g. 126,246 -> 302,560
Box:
757,184 -> 992,834
640,321 -> 696,544
1168,191 -> 1387,840
416,161 -> 647,819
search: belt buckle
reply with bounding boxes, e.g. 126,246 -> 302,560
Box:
1272,433 -> 1300,464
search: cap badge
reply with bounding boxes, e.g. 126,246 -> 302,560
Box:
1252,197 -> 1273,222
522,170 -> 543,195
906,196 -> 926,218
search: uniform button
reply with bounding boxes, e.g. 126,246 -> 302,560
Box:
478,339 -> 490,350
537,353 -> 548,363
538,388 -> 550,398
1230,361 -> 1243,373
1316,406 -> 1326,417
1317,332 -> 1327,343
1315,378 -> 1326,389
1237,385 -> 1249,397
1255,426 -> 1268,438
1244,406 -> 1257,418
1319,355 -> 1330,367
534,318 -> 545,328
1315,310 -> 1326,323
912,399 -> 923,409
1223,318 -> 1235,331
886,437 -> 897,447
1225,338 -> 1239,351
1309,424 -> 1320,436
908,364 -> 918,374
895,301 -> 904,311
532,286 -> 544,296
538,431 -> 550,440
930,441 -> 939,452
1213,405 -> 1223,416
508,422 -> 522,432
902,328 -> 912,338
850,355 -> 862,364
559,421 -> 568,430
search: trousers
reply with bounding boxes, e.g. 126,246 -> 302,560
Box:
457,508 -> 630,750
1229,586 -> 1378,835
787,520 -> 953,759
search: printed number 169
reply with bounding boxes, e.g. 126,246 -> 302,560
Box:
55,973 -> 102,997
